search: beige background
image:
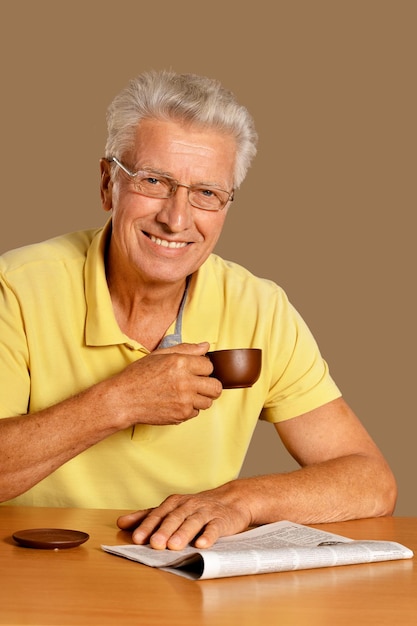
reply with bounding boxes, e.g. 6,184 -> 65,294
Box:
1,1 -> 415,514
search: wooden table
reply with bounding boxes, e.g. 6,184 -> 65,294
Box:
0,507 -> 416,625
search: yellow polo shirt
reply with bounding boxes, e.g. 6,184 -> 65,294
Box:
0,221 -> 341,508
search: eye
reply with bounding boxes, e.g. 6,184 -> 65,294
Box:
194,187 -> 222,200
139,173 -> 167,190
144,176 -> 162,186
135,173 -> 173,198
190,186 -> 226,210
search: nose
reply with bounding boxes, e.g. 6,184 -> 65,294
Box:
156,186 -> 193,232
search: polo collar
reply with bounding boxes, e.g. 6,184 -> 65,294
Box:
84,219 -> 141,349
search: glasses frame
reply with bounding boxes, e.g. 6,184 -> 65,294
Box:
106,156 -> 234,211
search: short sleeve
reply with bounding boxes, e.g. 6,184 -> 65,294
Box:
0,271 -> 30,416
260,290 -> 341,422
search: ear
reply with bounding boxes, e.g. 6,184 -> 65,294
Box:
100,158 -> 113,212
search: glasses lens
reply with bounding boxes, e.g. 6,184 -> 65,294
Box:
134,174 -> 173,198
189,188 -> 228,210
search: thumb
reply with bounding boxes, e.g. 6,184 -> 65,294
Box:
154,341 -> 210,356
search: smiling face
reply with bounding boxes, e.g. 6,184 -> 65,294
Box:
101,118 -> 236,292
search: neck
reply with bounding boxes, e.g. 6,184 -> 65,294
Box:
107,268 -> 188,351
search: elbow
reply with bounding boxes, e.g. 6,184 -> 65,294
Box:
0,486 -> 20,505
383,475 -> 398,517
374,464 -> 398,518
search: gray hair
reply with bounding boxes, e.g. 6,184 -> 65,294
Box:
104,69 -> 258,189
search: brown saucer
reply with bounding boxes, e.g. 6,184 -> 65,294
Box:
12,528 -> 89,549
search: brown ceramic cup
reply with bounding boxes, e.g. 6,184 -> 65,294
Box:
207,348 -> 262,389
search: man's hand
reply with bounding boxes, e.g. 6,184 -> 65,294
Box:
105,342 -> 223,429
117,482 -> 252,550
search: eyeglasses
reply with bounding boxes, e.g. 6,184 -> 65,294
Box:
107,156 -> 234,211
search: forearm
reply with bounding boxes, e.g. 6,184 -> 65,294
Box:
0,344 -> 221,503
233,453 -> 397,526
0,380 -> 124,502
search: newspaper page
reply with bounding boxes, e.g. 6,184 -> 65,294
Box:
102,520 -> 413,580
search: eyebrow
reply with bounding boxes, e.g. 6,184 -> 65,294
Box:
135,164 -> 229,190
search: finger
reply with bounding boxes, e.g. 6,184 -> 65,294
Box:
193,385 -> 222,411
150,345 -> 217,380
155,342 -> 210,356
117,509 -> 151,530
128,513 -> 165,545
193,519 -> 224,549
142,509 -> 190,550
195,374 -> 223,400
149,511 -> 209,551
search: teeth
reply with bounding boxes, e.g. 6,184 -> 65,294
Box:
149,235 -> 187,249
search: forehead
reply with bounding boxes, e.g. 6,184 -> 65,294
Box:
130,118 -> 236,182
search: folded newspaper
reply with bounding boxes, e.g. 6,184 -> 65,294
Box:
102,520 -> 413,580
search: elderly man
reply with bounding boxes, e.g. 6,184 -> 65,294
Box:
0,70 -> 396,550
